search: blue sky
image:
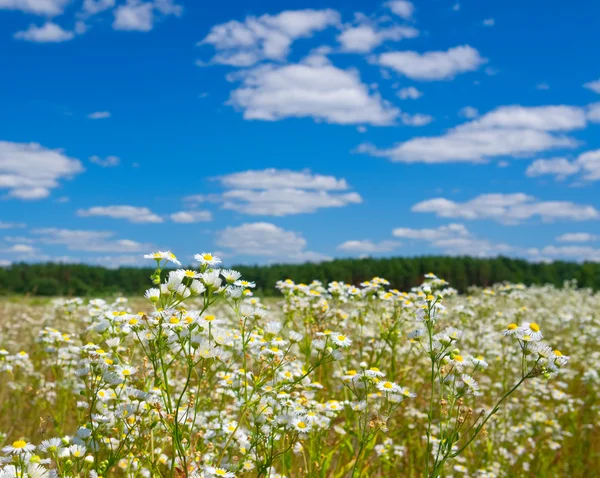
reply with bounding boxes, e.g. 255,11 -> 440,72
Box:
1,0 -> 599,267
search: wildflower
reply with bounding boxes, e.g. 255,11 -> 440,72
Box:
377,381 -> 401,393
291,418 -> 311,433
205,466 -> 235,477
195,252 -> 221,267
116,365 -> 137,379
502,323 -> 520,336
520,322 -> 543,341
144,250 -> 181,265
3,440 -> 36,454
331,333 -> 352,347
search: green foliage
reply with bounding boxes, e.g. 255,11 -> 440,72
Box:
0,256 -> 598,296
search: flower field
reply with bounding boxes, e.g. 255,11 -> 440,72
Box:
0,251 -> 598,477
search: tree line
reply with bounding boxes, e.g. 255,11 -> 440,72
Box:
0,256 -> 598,297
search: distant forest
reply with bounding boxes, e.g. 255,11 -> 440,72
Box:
1,256 -> 599,297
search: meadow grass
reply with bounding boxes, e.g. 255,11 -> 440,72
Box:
0,253 -> 597,477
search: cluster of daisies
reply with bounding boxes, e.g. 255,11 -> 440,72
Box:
0,251 -> 587,478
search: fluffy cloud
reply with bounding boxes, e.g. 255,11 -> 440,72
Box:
0,221 -> 26,229
397,86 -> 422,99
77,205 -> 163,223
14,22 -> 75,42
376,45 -> 486,81
87,111 -> 111,119
526,157 -> 580,180
392,223 -> 470,241
530,245 -> 600,262
459,106 -> 479,119
337,24 -> 418,53
113,0 -> 182,32
200,9 -> 340,66
385,1 -> 414,19
483,18 -> 495,27
32,228 -> 150,253
0,0 -> 69,15
393,223 -> 511,257
193,168 -> 362,216
0,140 -> 83,199
82,0 -> 115,16
556,233 -> 597,243
90,155 -> 120,167
583,79 -> 600,94
337,239 -> 401,254
216,222 -> 330,263
526,150 -> 600,182
217,168 -> 349,191
358,105 -> 583,164
170,210 -> 212,223
228,54 -> 399,125
412,193 -> 600,223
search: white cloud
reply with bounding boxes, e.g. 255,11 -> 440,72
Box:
217,168 -> 349,191
392,223 -> 470,241
87,111 -> 111,119
483,18 -> 495,27
525,150 -> 600,182
393,223 -> 511,257
337,239 -> 401,253
7,244 -> 36,254
459,106 -> 479,118
377,45 -> 486,81
576,149 -> 600,181
401,112 -> 433,126
536,82 -> 550,90
412,193 -> 600,223
587,103 -> 600,124
526,157 -> 580,180
216,188 -> 362,216
397,86 -> 422,99
82,0 -> 115,16
189,169 -> 362,216
14,22 -> 75,43
556,233 -> 597,243
32,228 -> 151,253
113,0 -> 181,32
337,24 -> 418,53
532,245 -> 600,262
0,221 -> 26,229
170,210 -> 212,223
228,54 -> 399,125
200,9 -> 340,66
0,140 -> 83,200
90,155 -> 120,167
358,104 -> 583,164
77,205 -> 163,223
0,0 -> 69,16
386,1 -> 414,19
216,222 -> 330,263
583,79 -> 600,94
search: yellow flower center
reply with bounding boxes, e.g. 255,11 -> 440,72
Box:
383,382 -> 393,389
12,440 -> 27,449
346,370 -> 357,376
203,254 -> 213,261
128,318 -> 138,325
337,335 -> 346,341
296,421 -> 307,429
454,355 -> 464,362
214,470 -> 227,476
507,323 -> 518,330
169,317 -> 180,325
554,350 -> 563,356
204,315 -> 215,322
529,323 -> 540,332
121,369 -> 131,376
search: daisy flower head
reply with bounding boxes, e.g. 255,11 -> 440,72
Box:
3,439 -> 36,454
195,252 -> 221,267
502,323 -> 520,336
206,466 -> 235,477
331,333 -> 352,347
144,250 -> 181,266
377,381 -> 401,393
291,417 -> 311,433
520,322 -> 543,341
